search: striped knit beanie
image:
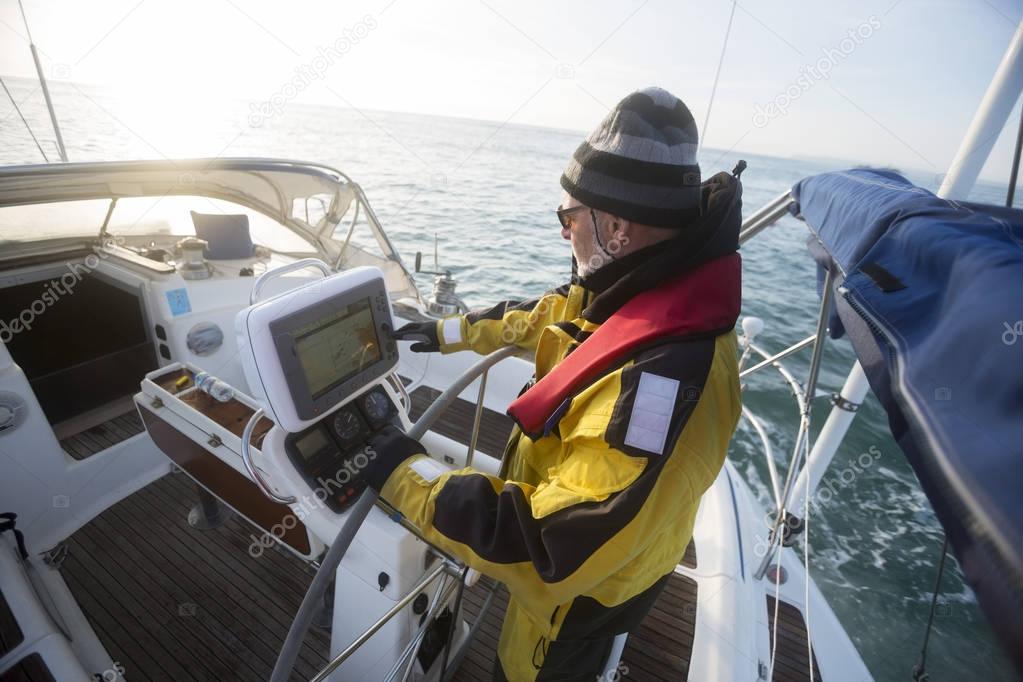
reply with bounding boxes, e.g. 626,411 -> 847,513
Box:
560,86 -> 701,228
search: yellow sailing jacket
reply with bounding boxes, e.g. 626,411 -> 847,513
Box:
380,250 -> 743,645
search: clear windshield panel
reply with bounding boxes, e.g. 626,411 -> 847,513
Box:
329,203 -> 419,300
332,202 -> 385,263
0,195 -> 319,254
0,200 -> 114,243
292,193 -> 336,231
107,196 -> 318,253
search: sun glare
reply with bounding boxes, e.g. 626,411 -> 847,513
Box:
100,76 -> 240,159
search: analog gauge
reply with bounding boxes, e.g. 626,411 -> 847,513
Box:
361,390 -> 392,424
332,409 -> 362,445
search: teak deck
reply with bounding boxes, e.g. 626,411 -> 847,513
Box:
59,409 -> 144,460
60,473 -> 329,681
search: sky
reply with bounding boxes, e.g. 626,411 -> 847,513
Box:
1,0 -> 1022,184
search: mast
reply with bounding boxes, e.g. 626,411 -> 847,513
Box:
938,18 -> 1023,199
17,0 -> 68,162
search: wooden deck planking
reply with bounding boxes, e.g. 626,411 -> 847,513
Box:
767,595 -> 823,681
59,409 -> 144,460
407,385 -> 516,459
450,571 -> 699,682
59,473 -> 330,681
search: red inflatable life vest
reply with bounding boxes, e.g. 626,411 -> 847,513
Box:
506,252 -> 742,438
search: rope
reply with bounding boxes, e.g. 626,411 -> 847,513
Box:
0,76 -> 49,162
911,534 -> 949,682
700,0 -> 738,150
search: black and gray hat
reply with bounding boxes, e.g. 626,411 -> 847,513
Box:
560,86 -> 701,229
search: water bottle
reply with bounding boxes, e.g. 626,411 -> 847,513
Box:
193,371 -> 235,402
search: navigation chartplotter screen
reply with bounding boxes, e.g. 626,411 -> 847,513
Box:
293,299 -> 382,398
258,268 -> 399,428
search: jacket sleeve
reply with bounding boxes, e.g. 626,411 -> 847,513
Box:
433,285 -> 572,356
380,333 -> 741,609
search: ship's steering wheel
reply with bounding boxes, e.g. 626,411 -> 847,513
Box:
270,345 -> 518,682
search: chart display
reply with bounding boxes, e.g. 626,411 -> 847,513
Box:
293,299 -> 381,398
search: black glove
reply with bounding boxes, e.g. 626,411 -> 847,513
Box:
392,321 -> 441,353
364,425 -> 427,491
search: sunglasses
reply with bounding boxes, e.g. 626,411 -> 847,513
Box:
556,205 -> 598,230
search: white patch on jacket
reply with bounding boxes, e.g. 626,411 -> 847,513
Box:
623,372 -> 679,455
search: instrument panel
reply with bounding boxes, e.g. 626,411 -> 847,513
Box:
283,384 -> 400,513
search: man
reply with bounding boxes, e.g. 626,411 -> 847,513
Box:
365,86 -> 744,681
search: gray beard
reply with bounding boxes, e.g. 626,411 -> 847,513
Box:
574,242 -> 615,277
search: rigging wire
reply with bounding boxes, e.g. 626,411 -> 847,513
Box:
911,534 -> 950,682
0,76 -> 49,162
1006,104 -> 1023,207
17,0 -> 68,162
803,432 -> 813,680
766,417 -> 816,682
700,0 -> 738,150
768,540 -> 783,681
16,0 -> 34,42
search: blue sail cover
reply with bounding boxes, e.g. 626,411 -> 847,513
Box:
790,169 -> 1023,665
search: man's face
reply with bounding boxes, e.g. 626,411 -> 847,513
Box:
559,191 -> 603,277
558,191 -> 630,277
